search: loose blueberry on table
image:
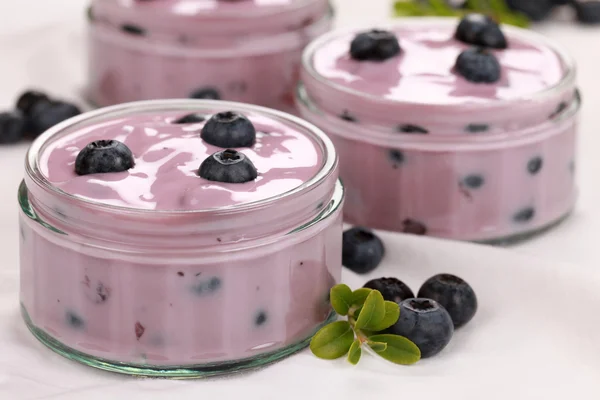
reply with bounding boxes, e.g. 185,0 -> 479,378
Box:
342,227 -> 385,274
386,298 -> 454,358
418,274 -> 478,329
363,277 -> 414,303
0,90 -> 81,143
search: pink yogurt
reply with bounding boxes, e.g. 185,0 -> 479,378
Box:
297,18 -> 579,242
19,100 -> 343,377
87,0 -> 332,113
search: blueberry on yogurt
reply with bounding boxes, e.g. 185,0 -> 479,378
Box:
172,113 -> 206,124
190,87 -> 221,100
201,111 -> 256,148
455,13 -> 508,49
455,47 -> 501,83
75,140 -> 135,175
349,29 -> 401,61
527,157 -> 543,175
198,149 -> 258,183
462,174 -> 484,189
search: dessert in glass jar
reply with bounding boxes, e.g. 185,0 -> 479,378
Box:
87,0 -> 333,112
19,99 -> 343,377
297,16 -> 579,243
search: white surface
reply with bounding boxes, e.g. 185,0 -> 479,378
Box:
1,1 -> 600,399
3,232 -> 600,400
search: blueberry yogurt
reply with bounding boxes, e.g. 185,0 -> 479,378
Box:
87,0 -> 333,112
19,100 -> 343,377
297,16 -> 580,242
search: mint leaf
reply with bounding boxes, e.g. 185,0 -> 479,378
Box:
351,288 -> 372,307
355,290 -> 386,330
428,0 -> 456,16
347,339 -> 362,365
310,321 -> 355,360
368,334 -> 421,365
330,284 -> 354,316
367,341 -> 388,353
369,301 -> 400,332
393,1 -> 428,17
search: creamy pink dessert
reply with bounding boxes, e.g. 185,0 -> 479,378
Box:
87,0 -> 332,112
297,17 -> 579,242
19,100 -> 342,376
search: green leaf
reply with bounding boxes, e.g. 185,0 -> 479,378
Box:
368,334 -> 421,365
394,1 -> 428,17
428,0 -> 457,16
367,341 -> 388,353
347,339 -> 362,365
369,301 -> 400,332
330,284 -> 354,316
351,288 -> 372,307
310,321 -> 355,360
355,290 -> 386,331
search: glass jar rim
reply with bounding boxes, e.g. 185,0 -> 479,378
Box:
25,99 -> 338,216
301,17 -> 577,111
95,0 -> 326,20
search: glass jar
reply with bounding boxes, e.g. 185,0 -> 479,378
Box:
297,18 -> 579,243
87,0 -> 333,113
19,99 -> 343,377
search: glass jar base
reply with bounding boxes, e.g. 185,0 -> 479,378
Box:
21,304 -> 336,379
475,210 -> 573,246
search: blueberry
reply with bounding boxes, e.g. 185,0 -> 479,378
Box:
121,24 -> 146,35
349,29 -> 401,62
455,47 -> 501,84
386,298 -> 453,358
455,13 -> 507,49
255,311 -> 267,326
172,113 -> 206,124
135,321 -> 145,340
550,102 -> 568,119
466,123 -> 489,133
506,0 -> 555,21
66,311 -> 85,329
402,219 -> 427,235
340,110 -> 357,122
462,174 -> 484,189
342,227 -> 385,274
363,277 -> 414,303
527,157 -> 543,175
398,124 -> 428,134
513,207 -> 535,223
15,90 -> 50,116
389,149 -> 404,165
0,112 -> 26,144
201,111 -> 256,148
192,276 -> 222,295
75,140 -> 135,176
418,274 -> 477,329
198,149 -> 258,183
190,87 -> 221,100
28,100 -> 82,136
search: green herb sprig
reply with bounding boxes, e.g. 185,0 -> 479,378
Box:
393,0 -> 530,28
310,284 -> 421,366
